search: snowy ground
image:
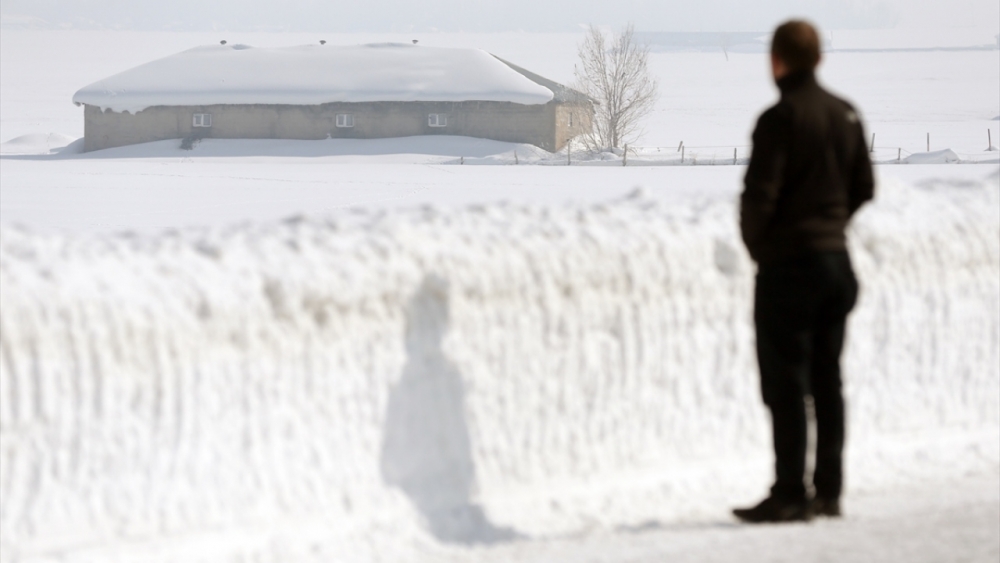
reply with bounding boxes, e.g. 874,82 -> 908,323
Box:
1,28 -> 999,563
464,476 -> 1000,563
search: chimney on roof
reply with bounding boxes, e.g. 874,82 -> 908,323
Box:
412,39 -> 418,44
220,40 -> 227,45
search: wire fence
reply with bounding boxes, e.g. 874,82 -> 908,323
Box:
453,130 -> 999,166
549,140 -> 999,167
528,144 -> 754,167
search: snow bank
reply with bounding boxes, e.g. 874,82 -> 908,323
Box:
903,149 -> 962,164
77,135 -> 542,162
71,43 -> 555,114
0,133 -> 77,155
1,176 -> 998,561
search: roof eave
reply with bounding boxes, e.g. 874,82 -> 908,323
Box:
490,55 -> 595,105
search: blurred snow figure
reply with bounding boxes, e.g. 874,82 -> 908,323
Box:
380,276 -> 520,544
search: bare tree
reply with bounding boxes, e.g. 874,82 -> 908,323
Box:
574,24 -> 658,152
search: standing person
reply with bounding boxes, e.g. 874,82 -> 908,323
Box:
733,20 -> 874,523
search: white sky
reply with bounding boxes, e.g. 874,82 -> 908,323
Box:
1,0 -> 998,33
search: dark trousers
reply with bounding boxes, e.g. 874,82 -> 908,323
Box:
754,251 -> 858,502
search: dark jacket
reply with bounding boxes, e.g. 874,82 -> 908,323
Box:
741,70 -> 874,264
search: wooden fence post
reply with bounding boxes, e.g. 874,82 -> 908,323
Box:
623,144 -> 628,167
870,133 -> 875,153
927,133 -> 930,152
733,147 -> 737,164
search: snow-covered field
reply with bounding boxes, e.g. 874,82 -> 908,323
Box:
1,28 -> 998,563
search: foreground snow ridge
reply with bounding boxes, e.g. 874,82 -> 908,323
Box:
1,178 -> 998,561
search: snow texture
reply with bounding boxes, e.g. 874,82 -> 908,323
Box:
902,148 -> 962,164
0,133 -> 77,155
1,173 -> 997,562
71,43 -> 555,114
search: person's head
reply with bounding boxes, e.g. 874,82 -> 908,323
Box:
770,20 -> 822,80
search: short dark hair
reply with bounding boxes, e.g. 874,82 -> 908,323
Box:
771,20 -> 821,72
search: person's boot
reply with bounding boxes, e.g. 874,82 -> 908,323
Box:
732,496 -> 812,523
809,496 -> 841,518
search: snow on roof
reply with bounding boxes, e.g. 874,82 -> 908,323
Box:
72,43 -> 556,113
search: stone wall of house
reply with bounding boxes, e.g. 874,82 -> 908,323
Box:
554,102 -> 594,151
82,100 -> 593,153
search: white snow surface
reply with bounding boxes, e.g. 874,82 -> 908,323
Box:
1,172 -> 998,562
71,43 -> 555,113
0,132 -> 76,155
902,148 -> 962,164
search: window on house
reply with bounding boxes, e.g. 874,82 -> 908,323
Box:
428,113 -> 448,127
336,114 -> 354,128
192,113 -> 212,127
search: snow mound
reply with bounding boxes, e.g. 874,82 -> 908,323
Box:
903,149 -> 961,164
447,143 -> 556,164
72,43 -> 555,113
14,135 -> 547,164
0,13 -> 53,29
1,177 -> 997,560
0,132 -> 78,155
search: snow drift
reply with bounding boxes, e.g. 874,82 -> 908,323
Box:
902,149 -> 962,164
1,175 -> 998,561
0,133 -> 77,155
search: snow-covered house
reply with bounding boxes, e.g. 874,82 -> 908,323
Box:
72,43 -> 593,153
